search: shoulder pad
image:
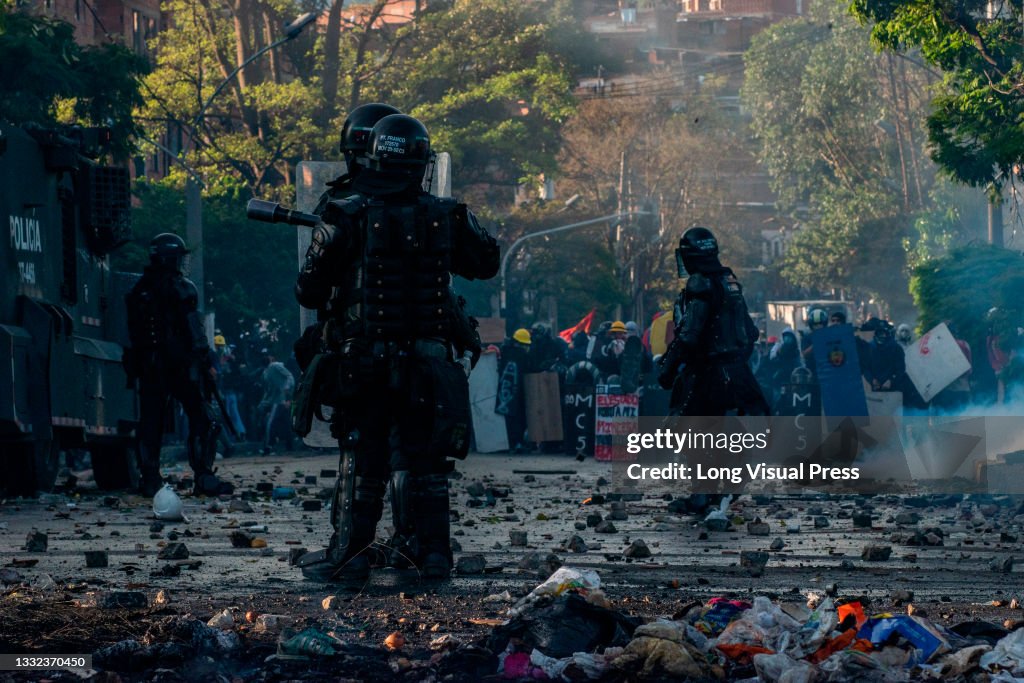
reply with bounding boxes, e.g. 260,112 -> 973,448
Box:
686,273 -> 712,295
328,195 -> 367,216
420,194 -> 457,211
173,277 -> 199,303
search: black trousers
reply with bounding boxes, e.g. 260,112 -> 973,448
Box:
670,359 -> 770,417
138,364 -> 214,480
328,347 -> 456,558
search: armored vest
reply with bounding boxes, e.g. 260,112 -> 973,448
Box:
125,269 -> 198,362
706,270 -> 754,358
351,195 -> 457,341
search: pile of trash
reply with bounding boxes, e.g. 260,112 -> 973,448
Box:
485,567 -> 1024,682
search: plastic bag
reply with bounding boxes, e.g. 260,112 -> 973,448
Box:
704,495 -> 733,524
153,484 -> 185,521
530,649 -> 570,679
981,627 -> 1024,673
277,627 -> 343,657
692,598 -> 751,637
489,593 -> 638,660
793,597 -> 837,656
508,567 -> 601,617
754,652 -> 816,683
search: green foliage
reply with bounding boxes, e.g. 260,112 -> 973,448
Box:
850,0 -> 1024,192
0,9 -> 148,155
742,0 -> 937,303
116,180 -> 299,338
493,200 -> 630,329
903,177 -> 976,269
372,0 -> 583,186
910,244 -> 1024,345
139,0 -> 328,196
140,0 -> 587,197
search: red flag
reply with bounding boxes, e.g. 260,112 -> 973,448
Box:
559,309 -> 596,343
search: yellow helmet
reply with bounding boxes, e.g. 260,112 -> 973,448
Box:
513,328 -> 532,345
213,335 -> 226,346
610,321 -> 627,334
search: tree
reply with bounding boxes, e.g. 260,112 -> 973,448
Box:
118,181 -> 300,346
139,0 -> 325,198
497,202 -> 630,330
0,7 -> 148,156
910,244 -> 1024,365
372,0 -> 586,192
742,0 -> 939,309
849,0 -> 1024,194
554,93 -> 743,323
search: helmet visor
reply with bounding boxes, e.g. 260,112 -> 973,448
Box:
675,247 -> 687,278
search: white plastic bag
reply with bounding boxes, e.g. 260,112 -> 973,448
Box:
704,495 -> 733,523
982,628 -> 1024,674
508,567 -> 601,617
153,484 -> 185,521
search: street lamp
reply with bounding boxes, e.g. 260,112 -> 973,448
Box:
499,211 -> 652,316
185,11 -> 317,309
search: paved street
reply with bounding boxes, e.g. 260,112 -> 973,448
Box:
1,451 -> 1023,679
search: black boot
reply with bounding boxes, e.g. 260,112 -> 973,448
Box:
388,471 -> 417,569
300,476 -> 384,583
193,470 -> 235,496
137,447 -> 163,497
412,473 -> 452,580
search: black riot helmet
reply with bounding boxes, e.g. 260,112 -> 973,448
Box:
339,102 -> 401,170
366,114 -> 431,179
149,233 -> 189,272
675,226 -> 721,276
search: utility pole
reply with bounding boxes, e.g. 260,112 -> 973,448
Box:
185,11 -> 316,310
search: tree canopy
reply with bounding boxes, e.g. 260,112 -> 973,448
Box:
910,244 -> 1024,353
742,0 -> 942,311
139,0 -> 589,199
849,0 -> 1024,194
0,6 -> 148,156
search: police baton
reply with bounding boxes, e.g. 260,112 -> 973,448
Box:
246,199 -> 320,227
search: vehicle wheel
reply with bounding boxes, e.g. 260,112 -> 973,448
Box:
7,440 -> 61,496
91,444 -> 140,491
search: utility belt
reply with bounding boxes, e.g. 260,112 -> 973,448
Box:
292,335 -> 469,459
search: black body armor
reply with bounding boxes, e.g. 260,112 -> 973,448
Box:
125,267 -> 207,367
296,192 -> 497,343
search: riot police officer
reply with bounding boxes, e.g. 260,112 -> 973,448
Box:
298,103 -> 481,571
658,227 -> 769,416
295,114 -> 499,582
124,233 -> 234,496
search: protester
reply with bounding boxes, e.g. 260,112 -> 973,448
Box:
567,331 -> 590,365
498,329 -> 532,452
594,320 -> 628,380
896,323 -> 914,348
800,308 -> 828,371
258,349 -> 295,455
217,343 -> 248,443
863,322 -> 904,392
529,322 -> 567,372
769,328 -> 802,405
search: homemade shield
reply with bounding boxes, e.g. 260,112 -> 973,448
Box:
904,323 -> 971,403
524,371 -> 563,443
469,351 -> 508,453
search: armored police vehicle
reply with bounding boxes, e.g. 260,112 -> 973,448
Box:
1,124 -> 139,495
